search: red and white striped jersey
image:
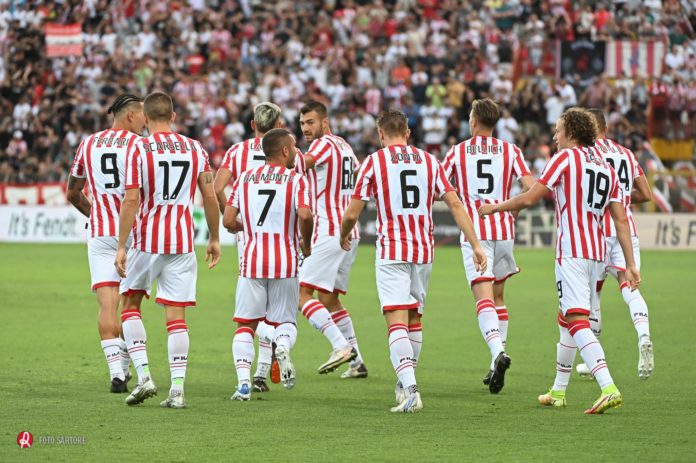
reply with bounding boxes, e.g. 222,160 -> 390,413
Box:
352,145 -> 454,264
538,146 -> 623,262
228,164 -> 311,279
595,138 -> 643,237
305,134 -> 359,241
70,129 -> 140,238
441,136 -> 531,242
125,132 -> 211,254
219,137 -> 308,180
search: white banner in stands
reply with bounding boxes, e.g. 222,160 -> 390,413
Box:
633,213 -> 696,250
0,205 -> 237,245
0,206 -> 88,242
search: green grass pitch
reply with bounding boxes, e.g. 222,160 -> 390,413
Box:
1,243 -> 694,461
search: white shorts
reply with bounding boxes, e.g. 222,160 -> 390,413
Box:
234,277 -> 299,326
299,235 -> 358,294
88,236 -> 120,291
605,236 -> 641,278
120,249 -> 197,307
555,258 -> 604,317
461,240 -> 519,286
376,260 -> 432,315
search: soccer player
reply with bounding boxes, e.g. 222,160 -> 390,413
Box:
67,94 -> 146,393
442,98 -> 535,393
297,101 -> 368,378
339,110 -> 486,412
214,102 -> 305,392
479,108 -> 640,414
574,108 -> 654,380
115,91 -> 221,409
223,128 -> 313,401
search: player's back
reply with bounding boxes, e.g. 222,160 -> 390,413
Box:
354,144 -> 452,264
221,137 -> 266,181
71,129 -> 140,237
233,164 -> 308,279
126,132 -> 210,254
306,133 -> 358,236
539,145 -> 621,261
442,135 -> 530,241
595,137 -> 641,237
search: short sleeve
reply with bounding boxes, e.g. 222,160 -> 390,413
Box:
627,148 -> 644,178
440,146 -> 456,180
538,150 -> 569,190
435,162 -> 455,196
199,146 -> 211,173
70,140 -> 86,178
352,155 -> 375,201
293,148 -> 306,174
294,175 -> 311,210
306,138 -> 332,166
220,144 -> 238,176
125,143 -> 142,189
512,145 -> 532,178
227,177 -> 241,208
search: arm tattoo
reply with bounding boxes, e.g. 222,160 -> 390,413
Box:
203,172 -> 213,184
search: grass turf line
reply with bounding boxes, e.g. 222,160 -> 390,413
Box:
0,243 -> 694,461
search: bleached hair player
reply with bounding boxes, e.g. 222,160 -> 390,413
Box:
574,108 -> 654,381
214,101 -> 306,392
479,108 -> 640,414
223,128 -> 314,401
340,109 -> 487,412
67,94 -> 145,394
115,91 -> 222,409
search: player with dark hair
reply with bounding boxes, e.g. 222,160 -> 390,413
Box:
223,128 -> 313,400
296,100 -> 368,378
67,93 -> 145,393
442,98 -> 535,393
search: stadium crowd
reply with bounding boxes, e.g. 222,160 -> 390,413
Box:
0,0 -> 694,188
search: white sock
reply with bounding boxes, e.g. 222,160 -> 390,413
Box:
621,283 -> 650,339
101,338 -> 124,381
477,298 -> 504,367
496,306 -> 509,349
331,309 -> 364,365
118,338 -> 130,377
274,323 -> 298,351
569,320 -> 614,389
121,309 -> 150,382
254,322 -> 274,378
301,300 -> 348,351
407,322 -> 423,368
167,319 -> 189,394
589,309 -> 602,339
552,320 -> 577,392
232,327 -> 255,385
388,324 -> 416,389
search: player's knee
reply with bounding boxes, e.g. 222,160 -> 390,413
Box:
567,317 -> 591,335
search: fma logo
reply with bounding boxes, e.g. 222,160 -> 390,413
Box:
17,431 -> 33,448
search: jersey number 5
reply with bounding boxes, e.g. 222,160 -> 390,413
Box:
159,160 -> 190,200
477,159 -> 494,194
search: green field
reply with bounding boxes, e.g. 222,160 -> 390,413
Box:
1,243 -> 695,462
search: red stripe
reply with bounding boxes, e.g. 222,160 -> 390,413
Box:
155,297 -> 195,307
615,41 -> 623,77
376,151 -> 394,260
568,319 -> 591,336
284,178 -> 293,276
84,135 -> 97,236
566,149 -> 579,257
235,327 -> 255,337
408,323 -> 422,332
273,233 -> 282,279
501,142 -> 510,240
647,42 -> 654,76
383,302 -> 420,311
